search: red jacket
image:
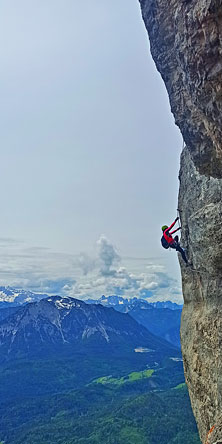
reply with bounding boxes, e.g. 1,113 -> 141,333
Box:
163,220 -> 179,245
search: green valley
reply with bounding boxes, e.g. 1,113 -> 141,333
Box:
0,380 -> 201,444
0,357 -> 201,444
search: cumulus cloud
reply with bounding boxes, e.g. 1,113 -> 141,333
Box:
142,281 -> 159,290
64,235 -> 183,302
76,252 -> 96,275
97,235 -> 120,276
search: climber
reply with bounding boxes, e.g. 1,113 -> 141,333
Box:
161,217 -> 188,264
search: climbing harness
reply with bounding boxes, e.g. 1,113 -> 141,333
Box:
205,424 -> 215,444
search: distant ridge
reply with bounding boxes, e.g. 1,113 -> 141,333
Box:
85,295 -> 183,310
86,295 -> 182,348
0,296 -> 178,362
0,286 -> 49,306
0,286 -> 183,310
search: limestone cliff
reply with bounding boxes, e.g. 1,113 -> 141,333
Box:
139,0 -> 222,443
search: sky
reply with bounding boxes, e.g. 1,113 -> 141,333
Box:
0,0 -> 183,303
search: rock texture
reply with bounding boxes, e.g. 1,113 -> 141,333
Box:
179,148 -> 222,444
139,0 -> 222,442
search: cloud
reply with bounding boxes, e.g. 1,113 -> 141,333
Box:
26,278 -> 76,295
146,264 -> 165,272
63,235 -> 183,303
142,281 -> 159,290
0,239 -> 78,294
76,252 -> 96,275
97,235 -> 120,276
0,234 -> 182,304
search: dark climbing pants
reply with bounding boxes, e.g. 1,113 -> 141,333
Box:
170,241 -> 188,263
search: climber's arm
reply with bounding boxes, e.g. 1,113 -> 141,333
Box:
166,217 -> 179,233
170,227 -> 182,235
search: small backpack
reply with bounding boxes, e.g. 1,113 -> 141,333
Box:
161,235 -> 170,249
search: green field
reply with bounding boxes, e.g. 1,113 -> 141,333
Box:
174,383 -> 186,390
94,369 -> 154,386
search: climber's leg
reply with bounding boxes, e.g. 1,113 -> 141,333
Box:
176,244 -> 188,263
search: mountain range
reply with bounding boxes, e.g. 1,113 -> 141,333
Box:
0,286 -> 183,309
0,286 -> 49,306
0,288 -> 182,348
0,295 -> 178,362
0,294 -> 197,444
86,295 -> 182,347
86,294 -> 183,310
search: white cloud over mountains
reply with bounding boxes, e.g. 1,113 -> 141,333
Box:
69,235 -> 183,303
0,235 -> 183,304
97,235 -> 120,276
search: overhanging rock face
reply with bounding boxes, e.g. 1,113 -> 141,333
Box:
138,0 -> 222,442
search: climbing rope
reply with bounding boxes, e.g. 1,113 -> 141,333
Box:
205,424 -> 215,444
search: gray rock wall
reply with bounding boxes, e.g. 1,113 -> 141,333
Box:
139,0 -> 222,178
179,147 -> 222,443
138,0 -> 222,442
